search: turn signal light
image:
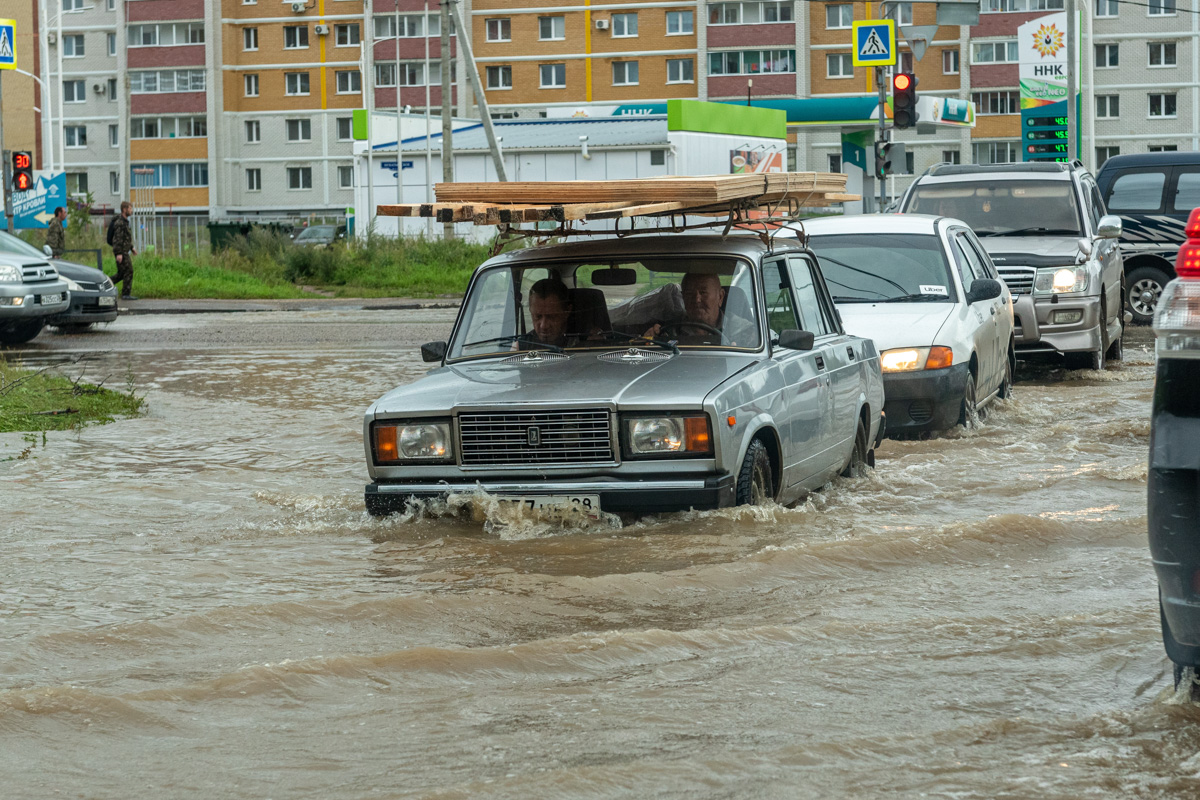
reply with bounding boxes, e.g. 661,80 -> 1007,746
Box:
374,425 -> 399,462
685,416 -> 711,452
925,346 -> 953,369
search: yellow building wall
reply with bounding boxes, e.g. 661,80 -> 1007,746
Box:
131,138 -> 209,161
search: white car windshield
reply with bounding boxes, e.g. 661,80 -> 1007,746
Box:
807,233 -> 956,303
907,180 -> 1083,237
448,258 -> 761,360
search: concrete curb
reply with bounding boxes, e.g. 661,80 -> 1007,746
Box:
115,298 -> 462,315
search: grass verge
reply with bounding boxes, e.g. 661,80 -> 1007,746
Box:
0,357 -> 146,434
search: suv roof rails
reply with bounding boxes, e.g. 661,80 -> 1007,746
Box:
926,162 -> 1072,177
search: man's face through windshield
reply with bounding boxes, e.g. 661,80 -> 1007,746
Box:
529,291 -> 571,345
682,273 -> 726,328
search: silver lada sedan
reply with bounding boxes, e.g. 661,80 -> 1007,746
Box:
363,233 -> 885,516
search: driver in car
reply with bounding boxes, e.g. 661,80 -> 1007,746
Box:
519,278 -> 574,348
643,272 -> 727,344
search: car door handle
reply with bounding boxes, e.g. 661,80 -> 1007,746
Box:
990,305 -> 996,315
815,355 -> 826,370
846,346 -> 856,360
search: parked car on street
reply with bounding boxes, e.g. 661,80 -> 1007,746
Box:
293,224 -> 345,247
898,161 -> 1125,370
363,233 -> 885,516
1096,151 -> 1200,325
0,231 -> 117,331
0,253 -> 71,346
1149,207 -> 1200,698
805,214 -> 1015,435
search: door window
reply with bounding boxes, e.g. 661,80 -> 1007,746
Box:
789,258 -> 833,336
1105,170 -> 1167,212
1080,178 -> 1102,230
1172,169 -> 1200,213
950,232 -> 985,295
763,259 -> 801,336
964,232 -> 999,279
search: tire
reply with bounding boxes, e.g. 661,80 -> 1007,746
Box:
1066,345 -> 1105,371
1106,327 -> 1123,362
1127,264 -> 1171,326
840,415 -> 871,478
50,323 -> 94,334
958,370 -> 979,428
735,438 -> 773,506
0,320 -> 45,346
997,348 -> 1015,400
1163,598 -> 1200,700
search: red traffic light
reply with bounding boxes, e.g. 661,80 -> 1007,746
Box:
11,151 -> 33,193
893,73 -> 911,91
13,173 -> 32,192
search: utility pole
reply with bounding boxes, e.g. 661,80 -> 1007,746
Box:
1066,0 -> 1077,162
1,71 -> 12,234
440,0 -> 453,239
395,0 -> 403,238
446,0 -> 506,182
876,66 -> 887,213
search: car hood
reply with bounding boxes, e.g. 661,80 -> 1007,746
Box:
837,303 -> 954,351
371,350 -> 761,417
52,259 -> 108,283
976,236 -> 1083,267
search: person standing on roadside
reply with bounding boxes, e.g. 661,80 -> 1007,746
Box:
45,207 -> 66,258
109,201 -> 138,300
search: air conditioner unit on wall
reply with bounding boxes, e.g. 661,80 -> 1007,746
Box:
291,2 -> 306,13
92,81 -> 106,94
47,32 -> 56,44
314,24 -> 330,35
594,18 -> 609,30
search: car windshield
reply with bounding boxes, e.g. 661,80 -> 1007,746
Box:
448,258 -> 762,360
907,180 -> 1083,237
807,233 -> 956,303
0,230 -> 48,259
296,226 -> 336,240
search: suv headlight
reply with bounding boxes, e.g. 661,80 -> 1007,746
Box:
0,264 -> 20,284
1034,266 -> 1088,295
623,413 -> 712,458
373,420 -> 454,464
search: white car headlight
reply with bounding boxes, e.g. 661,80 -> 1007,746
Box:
1034,266 -> 1088,295
624,414 -> 712,458
64,278 -> 83,292
0,264 -> 21,284
373,420 -> 454,464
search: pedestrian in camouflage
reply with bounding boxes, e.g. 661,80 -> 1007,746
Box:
110,201 -> 138,300
45,207 -> 66,258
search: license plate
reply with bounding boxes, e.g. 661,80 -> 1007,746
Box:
496,495 -> 601,514
39,293 -> 62,305
98,296 -> 116,307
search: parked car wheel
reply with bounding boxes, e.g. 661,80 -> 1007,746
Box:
1128,265 -> 1170,325
736,438 -> 773,506
958,370 -> 979,428
50,323 -> 94,334
841,415 -> 871,478
1106,328 -> 1123,362
0,320 -> 45,346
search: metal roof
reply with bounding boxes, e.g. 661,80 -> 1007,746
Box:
374,117 -> 670,153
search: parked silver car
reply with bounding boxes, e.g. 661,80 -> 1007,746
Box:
363,234 -> 885,516
0,254 -> 70,346
0,232 -> 117,331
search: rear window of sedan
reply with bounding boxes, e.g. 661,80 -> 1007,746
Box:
807,233 -> 956,304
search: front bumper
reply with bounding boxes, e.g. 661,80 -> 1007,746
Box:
365,474 -> 737,515
1012,293 -> 1102,355
881,362 -> 970,433
0,281 -> 70,319
46,292 -> 119,325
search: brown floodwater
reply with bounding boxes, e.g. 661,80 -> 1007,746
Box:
2,313 -> 1195,799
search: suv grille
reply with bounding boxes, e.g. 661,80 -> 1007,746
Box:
997,266 -> 1036,296
22,263 -> 58,284
458,409 -> 614,465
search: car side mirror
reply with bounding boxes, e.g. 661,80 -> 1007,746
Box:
420,341 -> 448,363
42,245 -> 53,257
966,278 -> 1003,304
1097,214 -> 1122,239
777,329 -> 815,351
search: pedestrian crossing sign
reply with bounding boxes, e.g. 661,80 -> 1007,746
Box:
0,19 -> 16,70
852,19 -> 896,67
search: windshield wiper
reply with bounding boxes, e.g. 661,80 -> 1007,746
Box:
461,335 -> 564,354
880,293 -> 950,303
979,227 -> 1080,237
832,296 -> 877,303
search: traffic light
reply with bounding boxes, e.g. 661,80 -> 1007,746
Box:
11,152 -> 33,193
893,72 -> 918,129
875,141 -> 893,180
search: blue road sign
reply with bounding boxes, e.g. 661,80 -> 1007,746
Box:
0,19 -> 16,70
852,20 -> 897,67
13,173 -> 68,229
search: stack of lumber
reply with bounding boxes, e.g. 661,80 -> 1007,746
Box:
377,172 -> 858,225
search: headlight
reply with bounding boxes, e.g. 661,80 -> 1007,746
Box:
373,420 -> 453,464
1034,266 -> 1088,295
101,277 -> 114,291
879,346 -> 953,373
624,413 -> 712,458
64,278 -> 83,292
0,264 -> 20,284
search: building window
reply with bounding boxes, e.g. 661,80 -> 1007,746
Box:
711,2 -> 793,24
338,165 -> 355,189
132,118 -> 159,138
666,10 -> 694,34
337,117 -> 353,141
612,61 -> 639,86
243,27 -> 258,51
1096,0 -> 1118,16
650,150 -> 666,166
612,12 -> 638,37
898,52 -> 914,73
375,14 -> 441,38
287,167 -> 313,190
1149,144 -> 1179,152
109,124 -> 118,147
540,63 -> 566,88
485,18 -> 510,42
182,117 -> 206,137
285,72 -> 311,96
972,40 -> 1019,64
973,141 -> 1020,164
67,173 -> 89,197
244,74 -> 259,97
1149,93 -> 1178,118
107,32 -> 116,56
538,16 -> 565,40
284,26 -> 310,49
1096,94 -> 1120,118
1096,43 -> 1119,68
247,168 -> 262,192
336,70 -> 361,94
1149,0 -> 1176,14
129,117 -> 208,139
63,34 -> 85,58
827,53 -> 854,78
377,61 -> 442,87
108,77 -> 117,101
109,171 -> 120,195
245,120 -> 261,143
826,4 -> 854,28
128,22 -> 205,47
904,151 -> 915,174
286,119 -> 313,142
64,0 -> 86,12
762,1 -> 794,21
336,23 -> 360,46
1148,42 -> 1177,68
886,2 -> 914,24
129,69 -> 206,94
971,90 -> 1021,115
486,65 -> 513,90
942,150 -> 961,164
708,50 -> 796,76
943,49 -> 960,74
63,80 -> 86,103
666,58 -> 694,84
828,153 -> 842,172
1096,146 -> 1120,167
982,0 -> 1063,10
64,126 -> 88,148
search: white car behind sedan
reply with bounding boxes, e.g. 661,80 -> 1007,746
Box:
804,214 -> 1015,435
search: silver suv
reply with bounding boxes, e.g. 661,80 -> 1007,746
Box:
0,253 -> 71,346
899,162 -> 1125,370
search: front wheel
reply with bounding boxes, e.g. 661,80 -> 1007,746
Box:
0,320 -> 45,346
735,438 -> 773,506
997,350 -> 1015,400
958,371 -> 979,428
1127,265 -> 1171,325
1066,345 -> 1105,371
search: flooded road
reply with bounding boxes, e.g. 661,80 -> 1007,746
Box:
3,312 -> 1196,799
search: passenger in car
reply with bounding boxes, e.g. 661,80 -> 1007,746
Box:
643,273 -> 728,344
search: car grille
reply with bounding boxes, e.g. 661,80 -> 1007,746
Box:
997,266 -> 1036,296
21,263 -> 58,284
74,280 -> 101,291
458,409 -> 614,465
